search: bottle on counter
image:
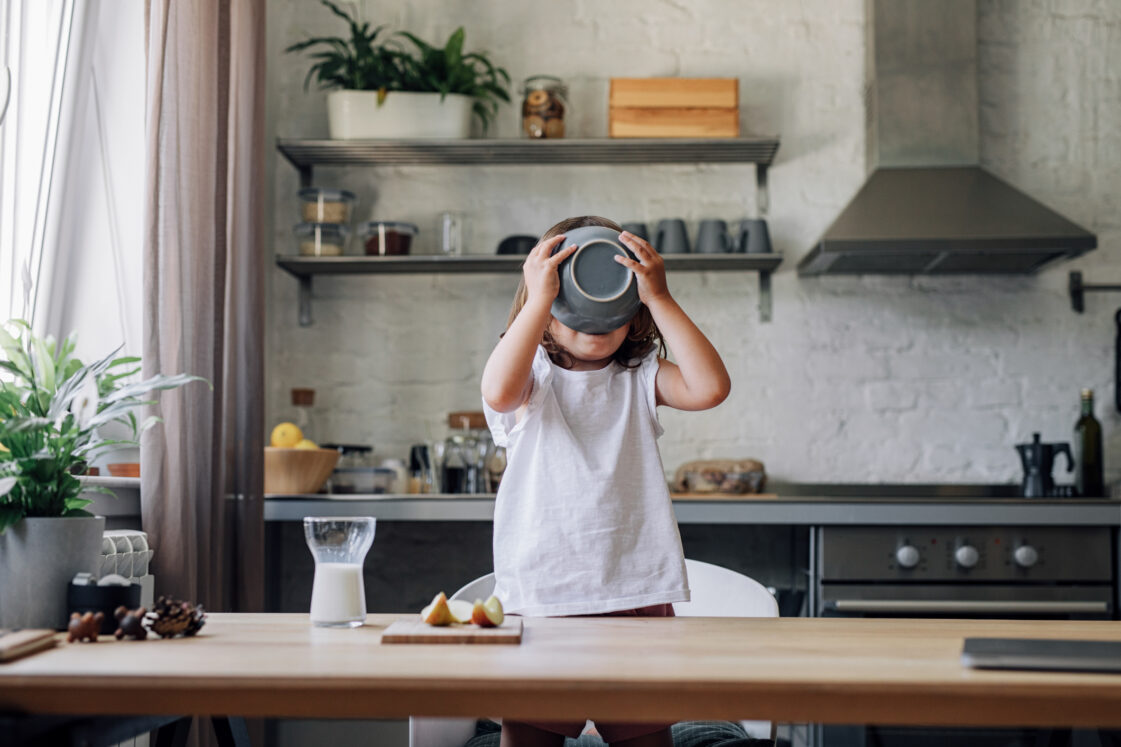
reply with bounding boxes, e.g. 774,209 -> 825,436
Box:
408,444 -> 435,494
1074,388 -> 1104,497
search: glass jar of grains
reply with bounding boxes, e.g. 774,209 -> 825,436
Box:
521,75 -> 568,139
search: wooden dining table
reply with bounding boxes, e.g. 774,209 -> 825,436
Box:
2,614 -> 1121,729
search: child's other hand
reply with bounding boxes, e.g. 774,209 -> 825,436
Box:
616,231 -> 670,305
523,235 -> 577,306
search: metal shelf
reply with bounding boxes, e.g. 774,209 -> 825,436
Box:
278,137 -> 780,180
277,253 -> 783,326
276,136 -> 783,325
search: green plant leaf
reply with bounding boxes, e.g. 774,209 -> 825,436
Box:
444,27 -> 464,68
0,323 -> 32,379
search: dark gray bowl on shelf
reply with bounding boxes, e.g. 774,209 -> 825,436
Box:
550,226 -> 641,334
496,235 -> 537,255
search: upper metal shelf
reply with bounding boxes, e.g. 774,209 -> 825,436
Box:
277,137 -> 780,174
276,253 -> 783,277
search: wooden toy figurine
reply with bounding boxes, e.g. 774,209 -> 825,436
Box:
67,611 -> 104,643
114,605 -> 148,640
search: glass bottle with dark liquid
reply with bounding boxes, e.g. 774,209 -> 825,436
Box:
441,434 -> 476,494
1074,388 -> 1104,497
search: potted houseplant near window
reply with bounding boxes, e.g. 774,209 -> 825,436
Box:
0,320 -> 204,629
287,0 -> 510,139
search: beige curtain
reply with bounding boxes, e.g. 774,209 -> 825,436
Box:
141,0 -> 265,613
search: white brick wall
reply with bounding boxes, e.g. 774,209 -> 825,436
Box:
265,0 -> 1120,484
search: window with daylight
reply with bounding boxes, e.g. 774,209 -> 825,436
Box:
0,0 -> 145,363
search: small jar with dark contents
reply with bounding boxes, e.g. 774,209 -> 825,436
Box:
521,75 -> 568,139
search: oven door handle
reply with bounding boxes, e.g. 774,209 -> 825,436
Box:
830,599 -> 1111,614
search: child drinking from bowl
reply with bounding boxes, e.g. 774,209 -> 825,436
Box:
480,216 -> 731,747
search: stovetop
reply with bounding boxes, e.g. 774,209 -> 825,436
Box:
767,482 -> 1115,501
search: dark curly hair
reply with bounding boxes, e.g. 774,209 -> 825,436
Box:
504,215 -> 665,369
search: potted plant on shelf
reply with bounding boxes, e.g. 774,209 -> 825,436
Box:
0,319 -> 204,629
286,0 -> 510,139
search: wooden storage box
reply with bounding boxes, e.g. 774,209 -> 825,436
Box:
609,78 -> 739,139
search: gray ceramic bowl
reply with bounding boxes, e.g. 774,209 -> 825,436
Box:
550,226 -> 641,334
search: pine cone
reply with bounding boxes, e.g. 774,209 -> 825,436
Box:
143,595 -> 207,638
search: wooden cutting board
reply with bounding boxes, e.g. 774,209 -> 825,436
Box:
381,618 -> 522,644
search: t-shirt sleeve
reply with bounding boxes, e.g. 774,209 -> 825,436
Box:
638,349 -> 665,439
483,345 -> 553,447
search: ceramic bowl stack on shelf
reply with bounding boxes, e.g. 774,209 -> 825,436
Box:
295,188 -> 356,256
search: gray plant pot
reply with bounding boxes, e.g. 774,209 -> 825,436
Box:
0,515 -> 105,630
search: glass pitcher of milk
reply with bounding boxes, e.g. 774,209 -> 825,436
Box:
303,516 -> 376,627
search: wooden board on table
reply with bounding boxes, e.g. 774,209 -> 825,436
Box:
381,617 -> 523,644
671,493 -> 779,501
0,629 -> 57,662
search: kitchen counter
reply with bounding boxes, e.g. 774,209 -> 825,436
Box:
264,483 -> 1121,526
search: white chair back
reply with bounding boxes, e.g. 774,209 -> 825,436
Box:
451,559 -> 778,618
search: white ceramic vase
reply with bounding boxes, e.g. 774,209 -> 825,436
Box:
0,515 -> 106,630
326,90 -> 474,139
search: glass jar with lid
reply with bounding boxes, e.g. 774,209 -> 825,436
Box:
521,75 -> 568,139
294,222 -> 350,256
298,187 -> 356,224
322,443 -> 373,494
442,411 -> 494,494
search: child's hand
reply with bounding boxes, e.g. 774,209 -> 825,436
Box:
523,235 -> 577,306
616,231 -> 670,306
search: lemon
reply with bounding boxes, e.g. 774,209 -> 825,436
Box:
294,438 -> 318,450
270,422 -> 303,448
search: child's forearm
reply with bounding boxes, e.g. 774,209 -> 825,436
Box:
647,295 -> 731,409
481,298 -> 552,412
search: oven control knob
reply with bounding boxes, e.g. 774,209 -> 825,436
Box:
1013,545 -> 1039,568
895,544 -> 921,569
954,545 -> 980,569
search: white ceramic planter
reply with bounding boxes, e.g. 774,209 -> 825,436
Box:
326,90 -> 474,139
91,418 -> 140,471
0,515 -> 105,629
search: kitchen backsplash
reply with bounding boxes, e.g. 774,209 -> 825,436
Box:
265,0 -> 1120,484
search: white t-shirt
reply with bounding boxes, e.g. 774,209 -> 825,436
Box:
483,345 -> 689,616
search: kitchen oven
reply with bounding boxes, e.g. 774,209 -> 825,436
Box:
814,524 -> 1117,747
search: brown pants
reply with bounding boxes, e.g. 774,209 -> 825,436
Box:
504,603 -> 676,743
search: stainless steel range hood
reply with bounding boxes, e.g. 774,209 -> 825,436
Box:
799,0 -> 1097,276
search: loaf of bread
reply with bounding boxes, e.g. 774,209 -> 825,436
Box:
672,459 -> 766,495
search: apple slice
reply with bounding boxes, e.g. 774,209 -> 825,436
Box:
448,599 -> 474,625
470,595 -> 505,627
420,591 -> 452,626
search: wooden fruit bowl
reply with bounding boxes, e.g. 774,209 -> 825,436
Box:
264,447 -> 339,494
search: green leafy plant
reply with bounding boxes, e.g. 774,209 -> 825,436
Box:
285,0 -> 400,97
0,319 -> 206,532
286,1 -> 511,132
396,27 -> 511,133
